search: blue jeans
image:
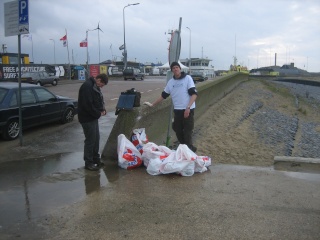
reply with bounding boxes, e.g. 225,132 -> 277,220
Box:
81,119 -> 100,164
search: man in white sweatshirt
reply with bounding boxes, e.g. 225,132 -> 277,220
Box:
147,61 -> 198,152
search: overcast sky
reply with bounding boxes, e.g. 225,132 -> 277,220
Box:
1,0 -> 320,72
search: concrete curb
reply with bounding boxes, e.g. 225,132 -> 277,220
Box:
274,156 -> 320,173
274,156 -> 320,164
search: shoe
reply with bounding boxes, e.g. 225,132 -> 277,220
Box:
191,146 -> 197,153
85,163 -> 100,171
95,161 -> 105,167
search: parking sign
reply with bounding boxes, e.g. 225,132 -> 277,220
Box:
18,0 -> 29,34
19,0 -> 28,24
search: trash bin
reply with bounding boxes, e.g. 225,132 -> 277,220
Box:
115,88 -> 141,115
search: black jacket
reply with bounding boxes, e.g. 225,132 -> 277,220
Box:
78,77 -> 105,123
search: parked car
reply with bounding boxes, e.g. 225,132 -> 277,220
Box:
190,71 -> 208,82
123,68 -> 144,80
20,71 -> 59,86
0,82 -> 78,140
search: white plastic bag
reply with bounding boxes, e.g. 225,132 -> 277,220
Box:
141,142 -> 212,177
194,156 -> 212,173
142,142 -> 174,175
117,134 -> 142,169
131,128 -> 149,154
142,142 -> 172,167
160,144 -> 196,176
146,158 -> 163,175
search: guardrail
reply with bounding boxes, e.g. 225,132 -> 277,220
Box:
102,72 -> 248,160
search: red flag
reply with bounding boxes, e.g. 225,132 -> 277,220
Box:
60,34 -> 67,47
80,39 -> 87,47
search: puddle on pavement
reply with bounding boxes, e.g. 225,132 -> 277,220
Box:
0,152 -> 120,228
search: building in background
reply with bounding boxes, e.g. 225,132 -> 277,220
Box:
180,57 -> 215,78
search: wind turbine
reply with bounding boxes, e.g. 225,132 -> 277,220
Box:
93,22 -> 103,63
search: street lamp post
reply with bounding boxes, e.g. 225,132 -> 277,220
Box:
85,28 -> 98,78
186,27 -> 191,74
49,39 -> 56,64
123,3 -> 140,70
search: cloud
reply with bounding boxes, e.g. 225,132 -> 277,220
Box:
1,0 -> 319,72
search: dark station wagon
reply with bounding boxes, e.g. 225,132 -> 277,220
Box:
123,68 -> 144,81
0,82 -> 78,140
190,71 -> 208,83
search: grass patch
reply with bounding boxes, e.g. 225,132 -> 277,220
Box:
298,107 -> 307,115
261,80 -> 294,99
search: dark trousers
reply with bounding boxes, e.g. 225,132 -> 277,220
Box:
81,119 -> 100,164
172,109 -> 195,149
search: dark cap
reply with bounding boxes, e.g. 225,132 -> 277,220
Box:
170,61 -> 181,71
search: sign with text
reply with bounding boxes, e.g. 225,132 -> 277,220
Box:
4,0 -> 29,36
4,1 -> 19,37
89,65 -> 100,78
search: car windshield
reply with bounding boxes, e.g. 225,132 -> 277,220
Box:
0,88 -> 8,103
21,72 -> 31,78
191,72 -> 202,75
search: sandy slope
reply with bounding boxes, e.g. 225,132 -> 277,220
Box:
193,79 -> 320,166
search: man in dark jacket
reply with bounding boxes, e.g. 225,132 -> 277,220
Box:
78,74 -> 108,171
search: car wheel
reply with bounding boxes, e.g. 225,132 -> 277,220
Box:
52,79 -> 58,86
141,77 -> 144,80
124,78 -> 127,81
3,119 -> 20,140
61,107 -> 75,124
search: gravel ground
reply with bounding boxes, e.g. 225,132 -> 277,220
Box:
194,79 -> 320,166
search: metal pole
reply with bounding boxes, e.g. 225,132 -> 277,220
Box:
186,27 -> 191,74
166,17 -> 182,147
18,34 -> 23,146
65,29 -> 71,80
123,3 -> 140,70
123,5 -> 127,70
86,30 -> 89,78
98,29 -> 100,64
31,37 -> 34,63
49,39 -> 56,64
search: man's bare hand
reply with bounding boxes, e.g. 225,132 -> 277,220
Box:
143,102 -> 153,107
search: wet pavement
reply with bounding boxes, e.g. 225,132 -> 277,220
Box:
0,111 -> 117,229
0,153 -> 121,228
1,162 -> 320,239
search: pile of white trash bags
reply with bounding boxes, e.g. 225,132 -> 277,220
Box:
117,128 -> 212,176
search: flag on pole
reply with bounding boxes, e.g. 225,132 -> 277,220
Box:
60,35 -> 67,47
80,38 -> 87,47
23,34 -> 32,41
119,44 -> 124,50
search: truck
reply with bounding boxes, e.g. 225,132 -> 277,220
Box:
149,67 -> 160,76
